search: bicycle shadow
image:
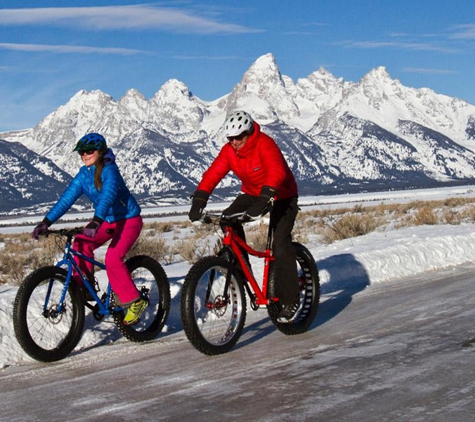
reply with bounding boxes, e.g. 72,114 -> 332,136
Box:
236,253 -> 370,350
164,275 -> 185,335
69,314 -> 124,357
73,253 -> 370,355
73,274 -> 187,357
313,253 -> 370,328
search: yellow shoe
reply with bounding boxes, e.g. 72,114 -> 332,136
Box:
123,298 -> 147,326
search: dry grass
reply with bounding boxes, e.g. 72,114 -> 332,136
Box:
126,235 -> 174,264
0,234 -> 62,285
317,213 -> 380,244
412,207 -> 439,226
246,223 -> 270,251
302,196 -> 475,244
3,195 -> 475,284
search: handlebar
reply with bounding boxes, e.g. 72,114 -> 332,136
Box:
194,211 -> 267,228
42,227 -> 84,237
197,211 -> 249,225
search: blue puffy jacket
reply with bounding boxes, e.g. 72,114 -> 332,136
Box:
46,149 -> 141,224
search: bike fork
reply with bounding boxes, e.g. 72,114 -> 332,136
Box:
204,261 -> 235,306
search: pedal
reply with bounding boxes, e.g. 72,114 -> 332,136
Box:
92,303 -> 105,321
250,295 -> 259,311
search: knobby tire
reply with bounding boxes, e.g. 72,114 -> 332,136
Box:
13,266 -> 85,362
267,242 -> 320,335
181,256 -> 246,355
113,255 -> 171,342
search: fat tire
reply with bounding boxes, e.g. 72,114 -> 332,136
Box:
13,266 -> 85,362
181,256 -> 246,355
114,255 -> 170,342
268,243 -> 320,335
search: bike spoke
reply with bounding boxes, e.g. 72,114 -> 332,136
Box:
181,256 -> 246,355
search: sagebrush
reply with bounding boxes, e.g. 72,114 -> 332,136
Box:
2,196 -> 475,285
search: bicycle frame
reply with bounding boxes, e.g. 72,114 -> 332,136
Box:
220,216 -> 277,307
51,230 -> 119,316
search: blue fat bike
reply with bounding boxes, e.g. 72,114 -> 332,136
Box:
13,227 -> 171,362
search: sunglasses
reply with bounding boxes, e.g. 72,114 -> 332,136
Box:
78,149 -> 97,156
227,132 -> 248,142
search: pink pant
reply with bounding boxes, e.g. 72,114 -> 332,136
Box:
72,215 -> 143,305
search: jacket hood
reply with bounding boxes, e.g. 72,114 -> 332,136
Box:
104,148 -> 116,165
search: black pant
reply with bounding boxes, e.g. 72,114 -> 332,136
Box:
223,194 -> 299,305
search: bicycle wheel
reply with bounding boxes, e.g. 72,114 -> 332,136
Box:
114,255 -> 170,342
181,256 -> 246,355
268,243 -> 320,335
13,266 -> 85,362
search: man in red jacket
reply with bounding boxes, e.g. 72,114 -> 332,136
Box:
188,110 -> 300,320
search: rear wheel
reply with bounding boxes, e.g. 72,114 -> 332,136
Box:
268,243 -> 320,335
13,266 -> 85,362
114,255 -> 170,342
181,256 -> 246,355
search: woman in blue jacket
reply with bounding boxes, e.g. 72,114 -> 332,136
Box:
32,133 -> 146,325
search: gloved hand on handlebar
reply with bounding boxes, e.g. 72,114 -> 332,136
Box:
83,216 -> 103,238
188,190 -> 210,222
245,186 -> 277,220
32,218 -> 52,240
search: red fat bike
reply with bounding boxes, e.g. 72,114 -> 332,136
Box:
180,212 -> 320,355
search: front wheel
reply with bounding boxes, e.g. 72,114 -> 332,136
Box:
181,256 -> 246,355
268,243 -> 320,335
13,266 -> 85,362
114,255 -> 171,342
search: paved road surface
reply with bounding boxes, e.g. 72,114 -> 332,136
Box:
2,264 -> 475,421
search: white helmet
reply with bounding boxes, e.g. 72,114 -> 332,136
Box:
224,110 -> 254,137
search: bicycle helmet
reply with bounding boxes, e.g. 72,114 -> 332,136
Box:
73,133 -> 107,152
224,110 -> 254,137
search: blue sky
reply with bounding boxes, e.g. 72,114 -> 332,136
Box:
1,0 -> 474,132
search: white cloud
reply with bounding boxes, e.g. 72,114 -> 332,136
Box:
450,24 -> 475,40
339,40 -> 459,54
402,67 -> 457,75
171,55 -> 240,61
0,43 -> 145,55
0,5 -> 262,34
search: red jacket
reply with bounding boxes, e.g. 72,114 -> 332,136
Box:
197,122 -> 298,199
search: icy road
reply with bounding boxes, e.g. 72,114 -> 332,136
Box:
2,263 -> 475,421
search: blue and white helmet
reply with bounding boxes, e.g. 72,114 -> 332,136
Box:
74,133 -> 107,152
224,110 -> 254,137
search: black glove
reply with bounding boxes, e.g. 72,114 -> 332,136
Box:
83,216 -> 103,238
188,190 -> 210,222
32,218 -> 52,240
245,186 -> 277,220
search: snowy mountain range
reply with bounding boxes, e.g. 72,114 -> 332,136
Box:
1,53 -> 475,214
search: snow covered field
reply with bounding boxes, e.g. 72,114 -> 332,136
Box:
2,184 -> 475,370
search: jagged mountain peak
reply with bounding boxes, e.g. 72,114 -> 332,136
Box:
67,89 -> 114,105
240,53 -> 284,91
226,53 -> 299,123
297,66 -> 346,97
153,79 -> 193,101
148,79 -> 207,135
121,88 -> 146,101
44,88 -> 116,127
352,66 -> 402,98
362,66 -> 392,81
2,53 -> 475,214
327,65 -> 475,144
306,67 -> 339,83
118,89 -> 147,112
249,52 -> 278,70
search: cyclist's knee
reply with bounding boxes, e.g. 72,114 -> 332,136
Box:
105,250 -> 126,265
